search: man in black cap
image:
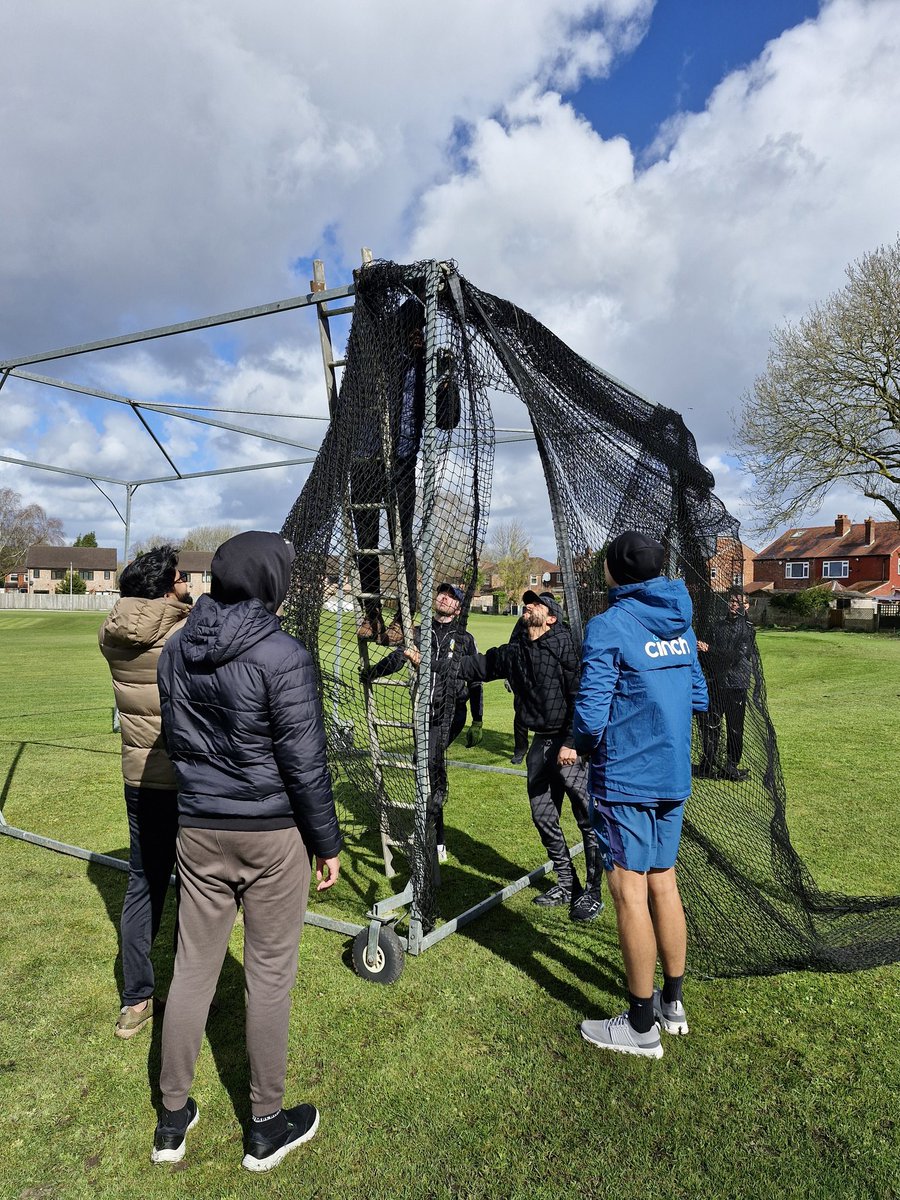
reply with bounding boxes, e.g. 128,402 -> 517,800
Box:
419,589 -> 602,920
365,581 -> 482,862
574,530 -> 707,1058
155,532 -> 342,1171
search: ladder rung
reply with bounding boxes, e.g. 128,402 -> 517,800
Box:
323,305 -> 354,317
348,502 -> 386,511
374,758 -> 416,770
356,548 -> 396,556
373,718 -> 414,729
371,679 -> 410,687
356,591 -> 399,600
332,356 -> 347,367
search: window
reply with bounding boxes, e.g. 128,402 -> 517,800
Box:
203,571 -> 211,583
104,570 -> 111,580
710,566 -> 718,580
529,575 -> 538,586
732,573 -> 742,586
9,574 -> 17,582
51,569 -> 66,580
822,561 -> 849,579
785,562 -> 809,579
181,572 -> 192,583
79,570 -> 94,581
32,569 -> 40,579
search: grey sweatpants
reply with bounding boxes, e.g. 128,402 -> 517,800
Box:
159,826 -> 310,1116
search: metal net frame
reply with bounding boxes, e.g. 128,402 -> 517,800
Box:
283,257 -> 900,975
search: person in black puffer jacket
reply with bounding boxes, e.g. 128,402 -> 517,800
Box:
696,590 -> 756,782
420,590 -> 602,921
153,532 -> 341,1173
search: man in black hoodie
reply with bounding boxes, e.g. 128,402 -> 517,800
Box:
696,591 -> 755,781
416,591 -> 602,920
154,532 -> 342,1173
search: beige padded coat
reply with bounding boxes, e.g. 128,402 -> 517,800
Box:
99,596 -> 192,789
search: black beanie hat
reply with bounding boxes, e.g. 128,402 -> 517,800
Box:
606,531 -> 665,586
210,531 -> 295,613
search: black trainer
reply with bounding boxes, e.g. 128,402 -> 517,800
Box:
570,888 -> 604,922
241,1104 -> 320,1173
151,1098 -> 199,1165
510,751 -> 525,765
532,882 -> 572,907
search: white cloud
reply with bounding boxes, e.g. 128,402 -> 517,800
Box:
407,0 -> 900,541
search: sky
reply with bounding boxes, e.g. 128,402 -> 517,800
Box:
1,0 -> 898,560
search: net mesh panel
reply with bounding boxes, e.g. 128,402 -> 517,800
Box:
283,259 -> 900,973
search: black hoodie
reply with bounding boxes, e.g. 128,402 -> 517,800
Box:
157,532 -> 341,856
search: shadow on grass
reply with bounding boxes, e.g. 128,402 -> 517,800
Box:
437,826 -> 622,1013
86,851 -> 253,1126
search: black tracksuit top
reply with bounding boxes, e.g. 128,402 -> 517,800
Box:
452,621 -> 580,746
367,618 -> 484,723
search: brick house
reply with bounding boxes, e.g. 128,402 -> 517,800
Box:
172,550 -> 214,598
27,545 -> 118,594
709,537 -> 757,593
3,565 -> 27,592
753,514 -> 900,598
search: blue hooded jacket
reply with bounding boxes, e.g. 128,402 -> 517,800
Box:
573,576 -> 708,803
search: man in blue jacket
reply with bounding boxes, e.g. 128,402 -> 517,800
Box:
573,531 -> 708,1058
154,532 -> 342,1170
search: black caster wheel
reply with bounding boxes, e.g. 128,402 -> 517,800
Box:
351,925 -> 404,984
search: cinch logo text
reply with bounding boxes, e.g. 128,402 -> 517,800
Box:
644,636 -> 691,659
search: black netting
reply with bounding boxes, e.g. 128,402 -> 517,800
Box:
283,258 -> 900,972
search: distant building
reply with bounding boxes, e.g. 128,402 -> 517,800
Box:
708,537 -> 757,593
172,550 -> 214,598
3,565 -> 27,592
26,545 -> 118,594
753,514 -> 900,598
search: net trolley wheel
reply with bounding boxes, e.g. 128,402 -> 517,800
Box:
351,925 -> 404,984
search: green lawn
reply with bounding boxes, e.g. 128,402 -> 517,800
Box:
1,614 -> 898,1200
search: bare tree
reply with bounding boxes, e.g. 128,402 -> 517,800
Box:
736,235 -> 900,532
0,487 -> 65,577
485,519 -> 531,604
180,524 -> 241,551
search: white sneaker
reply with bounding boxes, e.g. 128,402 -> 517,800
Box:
653,987 -> 689,1035
580,1013 -> 663,1059
436,844 -> 448,864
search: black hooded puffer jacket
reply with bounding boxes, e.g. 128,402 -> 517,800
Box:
157,532 -> 341,858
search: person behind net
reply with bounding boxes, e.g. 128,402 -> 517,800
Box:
353,299 -> 460,646
419,590 -> 603,921
574,531 -> 708,1058
98,545 -> 193,1040
695,590 -> 755,781
504,617 -> 530,765
154,532 -> 342,1172
365,581 -> 483,863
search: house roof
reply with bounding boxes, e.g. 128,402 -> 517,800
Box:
758,520 -> 900,561
26,545 -> 117,569
175,551 -> 214,572
745,581 -> 773,593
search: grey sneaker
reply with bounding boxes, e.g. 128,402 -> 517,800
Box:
580,1013 -> 664,1059
653,987 -> 689,1035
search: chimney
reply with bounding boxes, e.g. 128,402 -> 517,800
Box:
865,516 -> 875,546
835,514 -> 851,537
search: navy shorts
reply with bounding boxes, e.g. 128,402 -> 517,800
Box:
591,797 -> 685,873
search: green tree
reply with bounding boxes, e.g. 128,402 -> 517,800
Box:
736,235 -> 900,531
0,487 -> 65,577
73,531 -> 97,547
55,570 -> 88,595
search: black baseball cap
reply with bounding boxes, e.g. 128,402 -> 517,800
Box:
606,531 -> 665,585
437,582 -> 464,603
522,590 -> 564,620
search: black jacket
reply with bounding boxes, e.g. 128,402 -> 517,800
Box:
158,593 -> 342,857
366,618 -> 483,724
454,620 -> 580,745
703,613 -> 755,690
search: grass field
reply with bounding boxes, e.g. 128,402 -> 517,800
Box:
1,612 -> 899,1200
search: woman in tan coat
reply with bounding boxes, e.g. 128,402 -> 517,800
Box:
99,546 -> 191,1037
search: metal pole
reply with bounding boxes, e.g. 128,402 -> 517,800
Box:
123,484 -> 135,565
409,260 -> 441,954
